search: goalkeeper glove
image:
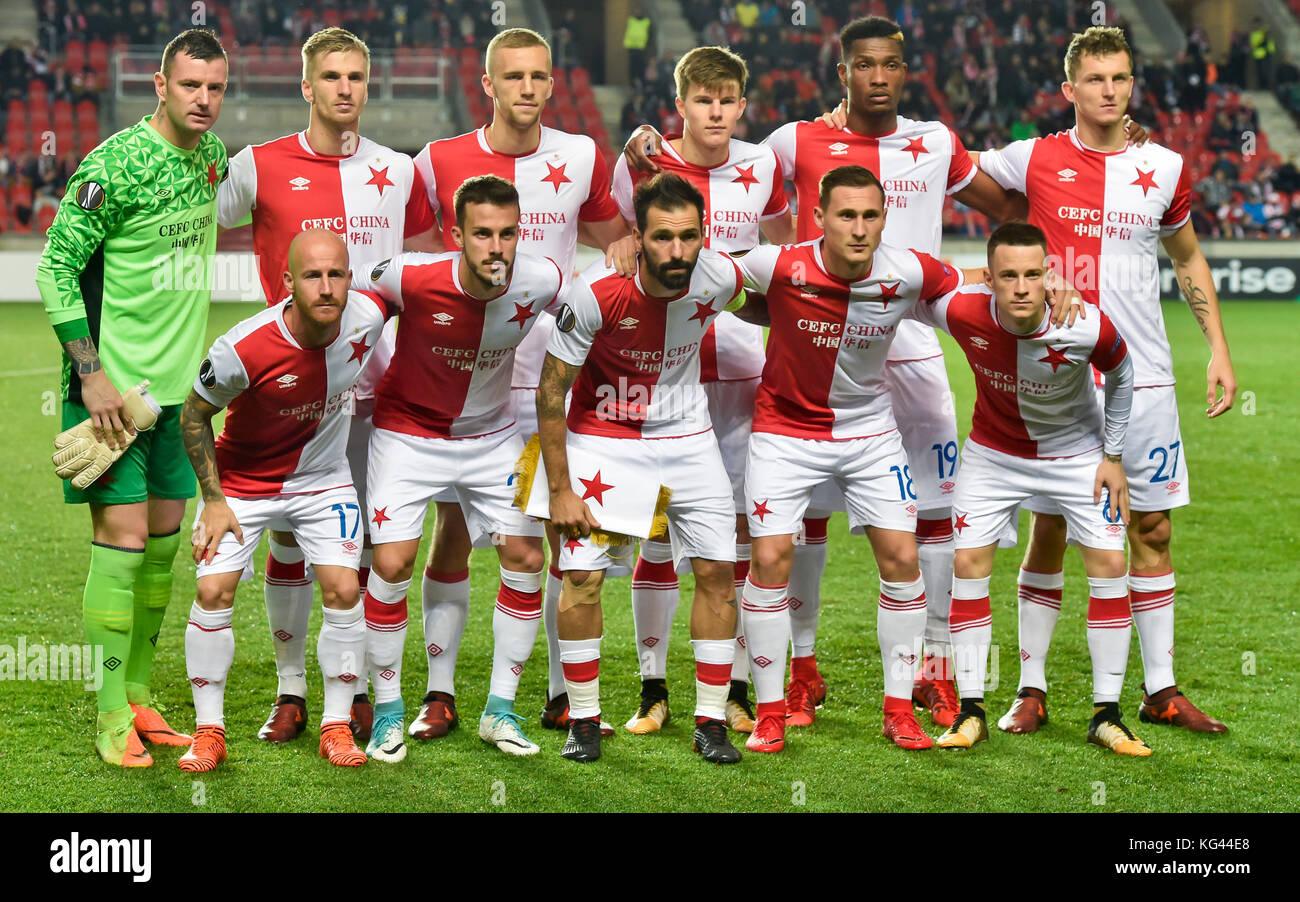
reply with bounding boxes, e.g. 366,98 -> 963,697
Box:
52,380 -> 162,490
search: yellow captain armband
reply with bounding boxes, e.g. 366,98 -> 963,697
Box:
725,289 -> 747,313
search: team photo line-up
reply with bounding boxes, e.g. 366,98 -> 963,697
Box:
37,13 -> 1235,771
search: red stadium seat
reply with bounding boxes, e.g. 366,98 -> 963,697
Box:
7,99 -> 24,122
64,39 -> 86,72
88,40 -> 109,73
37,204 -> 57,233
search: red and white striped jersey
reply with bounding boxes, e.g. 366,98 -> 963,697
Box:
736,240 -> 961,440
764,116 -> 975,363
414,126 -> 622,390
910,286 -> 1130,458
549,249 -> 744,439
611,135 -> 787,382
977,129 -> 1191,388
195,291 -> 391,497
352,250 -> 562,439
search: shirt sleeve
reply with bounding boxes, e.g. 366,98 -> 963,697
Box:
760,146 -> 790,219
350,254 -> 407,306
546,279 -> 603,367
403,159 -> 437,237
976,138 -> 1035,194
914,250 -> 964,301
1090,313 -> 1132,456
34,147 -> 128,344
193,331 -> 249,410
1159,159 -> 1192,235
610,155 -> 637,222
216,144 -> 256,229
906,287 -> 956,332
352,288 -> 398,318
412,143 -> 439,214
763,121 -> 798,179
945,127 -> 977,195
731,244 -> 780,294
578,145 -> 621,223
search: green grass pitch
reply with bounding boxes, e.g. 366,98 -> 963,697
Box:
0,300 -> 1295,812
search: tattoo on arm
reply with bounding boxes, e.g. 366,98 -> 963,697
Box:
62,336 -> 103,377
536,354 -> 581,491
1104,453 -> 1123,464
180,390 -> 225,502
1179,275 -> 1211,337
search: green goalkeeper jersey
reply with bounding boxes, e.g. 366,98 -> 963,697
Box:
36,116 -> 228,406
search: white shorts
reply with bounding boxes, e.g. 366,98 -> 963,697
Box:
558,430 -> 736,572
346,397 -> 374,530
745,430 -> 919,537
886,355 -> 960,512
704,378 -> 759,514
1024,384 -> 1189,518
194,486 -> 364,579
366,426 -> 544,546
513,387 -> 539,442
955,441 -> 1126,551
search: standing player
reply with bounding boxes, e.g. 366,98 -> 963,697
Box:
178,230 -> 393,771
537,173 -> 745,764
732,165 -> 964,753
908,222 -> 1150,757
975,27 -> 1237,734
36,29 -> 229,767
609,46 -> 794,735
624,16 -> 1025,729
408,27 -> 627,741
217,26 -> 435,744
351,175 -> 562,761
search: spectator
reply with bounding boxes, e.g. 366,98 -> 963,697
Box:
1009,108 -> 1039,141
735,0 -> 760,28
1212,151 -> 1240,181
1250,17 -> 1275,89
624,3 -> 653,86
1196,169 -> 1233,208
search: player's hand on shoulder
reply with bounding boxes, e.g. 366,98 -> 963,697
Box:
1095,455 -> 1130,525
550,488 -> 601,537
192,498 -> 244,565
819,99 -> 849,131
624,125 -> 663,173
1123,115 -> 1150,147
79,370 -> 132,451
605,234 -> 639,278
1046,269 -> 1085,327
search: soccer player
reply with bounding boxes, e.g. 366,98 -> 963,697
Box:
36,29 -> 229,767
351,175 -> 562,761
609,46 -> 794,736
908,222 -> 1151,756
537,173 -> 745,764
975,27 -> 1237,734
178,229 -> 394,771
732,165 -> 964,753
217,26 -> 435,744
624,16 -> 1026,730
408,27 -> 627,741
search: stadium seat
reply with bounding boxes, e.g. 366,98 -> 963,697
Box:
64,40 -> 86,73
88,40 -> 108,73
37,204 -> 56,233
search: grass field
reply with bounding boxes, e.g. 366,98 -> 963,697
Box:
1,300 -> 1296,813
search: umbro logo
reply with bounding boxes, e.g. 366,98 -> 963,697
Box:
432,312 -> 454,324
155,186 -> 172,199
969,336 -> 989,350
341,541 -> 358,552
799,288 -> 820,299
1057,168 -> 1077,182
619,316 -> 639,329
276,373 -> 299,388
289,176 -> 310,191
829,142 -> 849,156
273,630 -> 293,641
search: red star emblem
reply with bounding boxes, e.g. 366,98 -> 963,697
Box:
366,165 -> 394,196
563,538 -> 584,552
1039,345 -> 1072,372
752,499 -> 772,522
875,281 -> 901,305
732,164 -> 759,192
689,299 -> 717,326
371,506 -> 391,528
579,470 -> 614,505
207,163 -> 218,185
348,337 -> 371,364
96,472 -> 117,488
508,301 -> 536,330
953,513 -> 969,534
541,162 -> 571,193
1131,167 -> 1158,197
903,135 -> 928,163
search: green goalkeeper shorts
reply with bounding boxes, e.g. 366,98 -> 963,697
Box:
61,401 -> 196,505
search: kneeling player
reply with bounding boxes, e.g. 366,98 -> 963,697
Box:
538,173 -> 744,764
912,223 -> 1150,756
178,230 -> 394,770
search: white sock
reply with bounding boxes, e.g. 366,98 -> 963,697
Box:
731,543 -> 751,683
559,637 -> 602,719
543,566 -> 565,699
631,540 -> 678,680
1017,568 -> 1063,692
917,512 -> 955,661
949,575 -> 992,700
318,603 -> 365,725
878,575 -> 927,702
364,573 -> 409,705
1129,571 -> 1176,694
185,602 -> 234,727
692,638 -> 734,720
741,577 -> 790,705
264,538 -> 312,699
789,518 -> 828,658
421,567 -> 469,696
489,567 -> 544,702
1087,575 -> 1132,704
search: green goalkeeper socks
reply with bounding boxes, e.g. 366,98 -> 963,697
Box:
83,542 -> 145,713
124,530 -> 181,706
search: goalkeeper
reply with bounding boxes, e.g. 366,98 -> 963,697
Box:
35,29 -> 230,767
